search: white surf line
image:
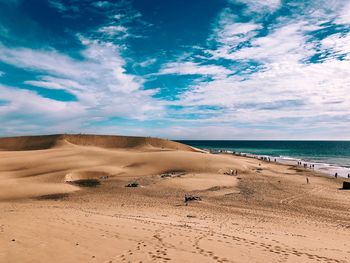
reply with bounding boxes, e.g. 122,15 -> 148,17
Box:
222,149 -> 350,179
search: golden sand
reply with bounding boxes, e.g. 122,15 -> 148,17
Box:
0,135 -> 349,262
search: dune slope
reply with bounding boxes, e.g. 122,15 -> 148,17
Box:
0,134 -> 239,201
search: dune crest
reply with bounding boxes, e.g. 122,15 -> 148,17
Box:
0,134 -> 195,152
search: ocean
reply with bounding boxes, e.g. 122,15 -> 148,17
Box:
178,140 -> 350,178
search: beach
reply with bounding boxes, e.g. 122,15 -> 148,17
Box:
1,135 -> 350,263
179,140 -> 350,178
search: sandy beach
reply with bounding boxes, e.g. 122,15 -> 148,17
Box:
1,135 -> 349,263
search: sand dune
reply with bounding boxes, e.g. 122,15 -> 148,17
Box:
0,134 -> 196,151
0,134 -> 238,200
0,134 -> 349,262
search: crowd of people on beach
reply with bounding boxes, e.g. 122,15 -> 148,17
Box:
297,161 -> 315,169
210,148 -> 350,180
297,162 -> 350,179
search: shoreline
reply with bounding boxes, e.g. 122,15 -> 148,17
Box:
207,148 -> 350,179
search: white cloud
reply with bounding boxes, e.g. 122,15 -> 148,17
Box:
211,8 -> 262,45
219,22 -> 261,38
211,22 -> 315,64
0,0 -> 164,135
321,33 -> 350,60
98,25 -> 127,35
48,0 -> 79,13
92,1 -> 114,9
48,0 -> 67,12
24,76 -> 84,92
0,44 -> 91,78
175,51 -> 350,137
139,58 -> 157,68
158,61 -> 232,77
229,0 -> 281,14
24,80 -> 66,90
208,8 -> 263,61
0,84 -> 86,135
336,1 -> 350,24
2,0 -> 350,139
179,58 -> 350,106
0,38 -> 164,133
163,7 -> 350,139
91,2 -> 143,40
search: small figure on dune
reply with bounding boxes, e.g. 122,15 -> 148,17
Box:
306,177 -> 309,184
335,172 -> 338,178
184,194 -> 201,206
348,173 -> 350,179
184,194 -> 189,206
224,169 -> 235,176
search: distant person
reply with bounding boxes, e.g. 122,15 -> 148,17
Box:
274,159 -> 276,162
335,173 -> 338,178
184,195 -> 189,206
348,174 -> 350,179
306,177 -> 309,184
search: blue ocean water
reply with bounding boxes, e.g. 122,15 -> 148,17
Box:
178,141 -> 350,168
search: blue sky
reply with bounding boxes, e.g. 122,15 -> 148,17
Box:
0,0 -> 350,139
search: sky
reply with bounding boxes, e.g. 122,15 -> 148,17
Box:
0,0 -> 350,140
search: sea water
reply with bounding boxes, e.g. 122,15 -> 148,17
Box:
178,140 -> 350,178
